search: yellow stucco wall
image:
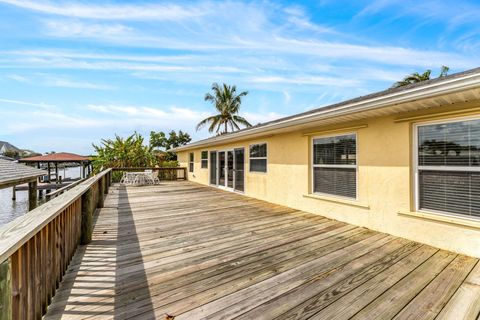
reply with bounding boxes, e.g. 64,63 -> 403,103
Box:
178,107 -> 480,258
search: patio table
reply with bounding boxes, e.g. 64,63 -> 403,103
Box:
122,172 -> 151,186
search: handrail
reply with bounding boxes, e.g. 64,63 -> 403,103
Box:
111,166 -> 187,181
0,169 -> 110,263
111,166 -> 187,171
0,168 -> 112,320
45,178 -> 87,200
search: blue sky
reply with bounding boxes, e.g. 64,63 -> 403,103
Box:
0,0 -> 479,154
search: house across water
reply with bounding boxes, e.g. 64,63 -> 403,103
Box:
174,67 -> 480,258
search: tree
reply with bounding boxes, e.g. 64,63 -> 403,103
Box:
148,130 -> 191,161
197,83 -> 252,135
92,132 -> 156,172
439,65 -> 450,77
164,130 -> 191,161
166,130 -> 191,150
149,131 -> 167,150
392,65 -> 450,88
3,150 -> 19,159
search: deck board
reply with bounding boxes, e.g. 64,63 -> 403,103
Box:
44,181 -> 480,320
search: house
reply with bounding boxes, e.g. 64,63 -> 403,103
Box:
174,67 -> 480,258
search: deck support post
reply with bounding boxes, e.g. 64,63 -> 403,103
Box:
11,187 -> 15,201
55,163 -> 58,184
28,181 -> 37,211
80,188 -> 94,245
0,258 -> 12,320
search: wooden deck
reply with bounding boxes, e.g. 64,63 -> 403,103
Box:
44,181 -> 480,320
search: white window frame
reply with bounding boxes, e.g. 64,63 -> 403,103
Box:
201,151 -> 208,169
311,132 -> 358,200
413,115 -> 480,219
249,142 -> 268,173
189,152 -> 194,173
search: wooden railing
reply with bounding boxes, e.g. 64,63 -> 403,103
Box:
111,166 -> 187,182
45,178 -> 86,201
0,169 -> 112,320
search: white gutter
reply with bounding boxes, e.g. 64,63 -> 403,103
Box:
172,71 -> 480,152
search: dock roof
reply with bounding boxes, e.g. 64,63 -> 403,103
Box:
19,152 -> 90,163
0,159 -> 47,189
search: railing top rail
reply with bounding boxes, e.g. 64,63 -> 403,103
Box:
45,177 -> 87,198
0,168 -> 111,263
111,167 -> 186,171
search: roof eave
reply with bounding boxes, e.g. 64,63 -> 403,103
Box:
172,71 -> 480,152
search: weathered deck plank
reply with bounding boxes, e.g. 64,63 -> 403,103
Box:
44,181 -> 480,320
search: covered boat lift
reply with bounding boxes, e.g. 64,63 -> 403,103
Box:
19,152 -> 92,183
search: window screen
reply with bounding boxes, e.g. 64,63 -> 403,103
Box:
249,143 -> 267,173
313,134 -> 356,198
189,152 -> 194,173
201,151 -> 208,169
417,119 -> 480,218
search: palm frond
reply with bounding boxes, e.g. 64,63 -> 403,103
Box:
232,115 -> 252,128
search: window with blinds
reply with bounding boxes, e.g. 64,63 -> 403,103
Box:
416,118 -> 480,218
312,133 -> 357,198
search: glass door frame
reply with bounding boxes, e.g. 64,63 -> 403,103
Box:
210,148 -> 245,193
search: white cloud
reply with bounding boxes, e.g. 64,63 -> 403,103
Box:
282,90 -> 291,104
242,111 -> 286,125
251,75 -> 361,87
5,74 -> 29,82
44,78 -> 115,90
44,20 -> 132,38
0,0 -> 207,21
86,104 -> 214,121
0,98 -> 55,109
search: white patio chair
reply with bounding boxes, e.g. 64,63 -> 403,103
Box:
122,172 -> 136,185
150,170 -> 160,185
144,170 -> 156,185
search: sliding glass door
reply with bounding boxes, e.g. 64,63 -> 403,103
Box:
234,148 -> 244,192
209,151 -> 217,185
227,151 -> 234,188
213,148 -> 244,192
218,151 -> 226,186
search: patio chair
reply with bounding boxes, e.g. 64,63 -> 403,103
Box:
121,172 -> 136,185
150,170 -> 160,185
144,169 -> 158,185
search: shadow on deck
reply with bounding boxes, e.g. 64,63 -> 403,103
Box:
44,181 -> 480,320
45,185 -> 154,319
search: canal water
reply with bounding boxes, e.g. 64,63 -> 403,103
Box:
0,166 -> 83,226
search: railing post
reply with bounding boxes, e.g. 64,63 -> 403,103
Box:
0,258 -> 12,320
80,188 -> 94,245
103,174 -> 108,195
97,177 -> 105,208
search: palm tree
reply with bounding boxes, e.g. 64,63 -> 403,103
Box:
197,83 -> 252,135
392,65 -> 449,88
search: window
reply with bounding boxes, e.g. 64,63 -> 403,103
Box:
312,133 -> 357,199
416,118 -> 480,218
249,143 -> 267,173
189,152 -> 194,172
201,151 -> 208,169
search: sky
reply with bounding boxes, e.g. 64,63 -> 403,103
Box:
0,0 -> 479,155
